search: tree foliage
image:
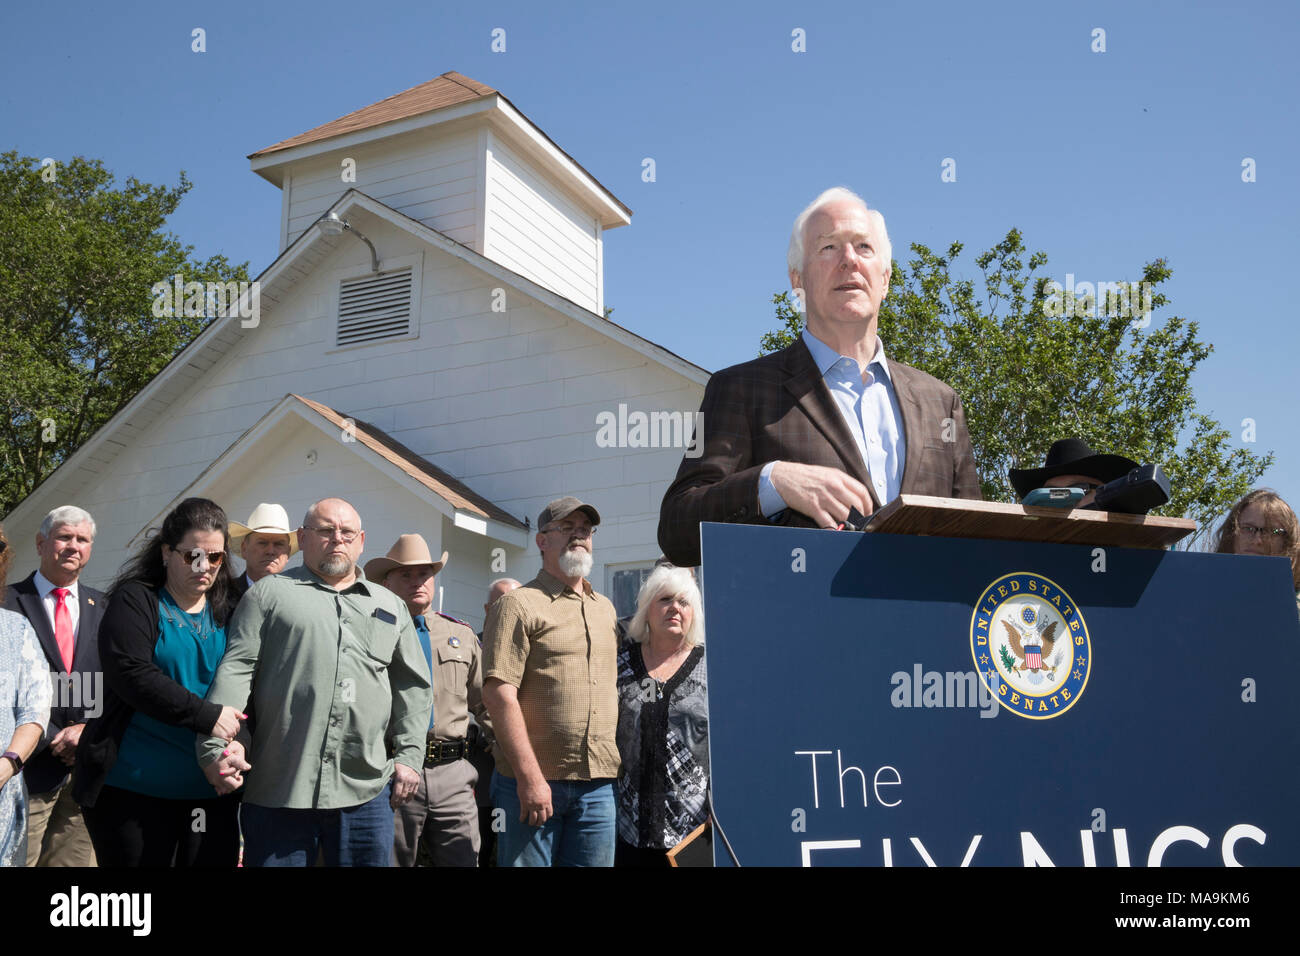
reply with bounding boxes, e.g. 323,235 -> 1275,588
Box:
761,229 -> 1270,544
0,151 -> 249,516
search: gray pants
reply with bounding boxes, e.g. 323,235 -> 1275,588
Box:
392,759 -> 480,867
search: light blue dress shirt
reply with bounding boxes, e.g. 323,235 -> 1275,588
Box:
758,328 -> 907,517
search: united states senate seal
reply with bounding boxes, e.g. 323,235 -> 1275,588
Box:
970,571 -> 1091,720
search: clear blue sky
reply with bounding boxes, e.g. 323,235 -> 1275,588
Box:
4,0 -> 1296,532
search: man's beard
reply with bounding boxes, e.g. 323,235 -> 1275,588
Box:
319,554 -> 354,576
558,547 -> 592,579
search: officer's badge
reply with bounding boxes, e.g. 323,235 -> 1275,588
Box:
970,571 -> 1091,720
448,636 -> 461,648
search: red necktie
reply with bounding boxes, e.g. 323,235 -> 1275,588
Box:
52,587 -> 75,672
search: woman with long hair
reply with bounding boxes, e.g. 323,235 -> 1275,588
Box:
1213,488 -> 1300,615
74,497 -> 246,866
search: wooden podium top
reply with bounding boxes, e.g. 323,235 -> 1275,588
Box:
866,495 -> 1196,550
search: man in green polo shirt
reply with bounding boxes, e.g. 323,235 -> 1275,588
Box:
197,497 -> 431,866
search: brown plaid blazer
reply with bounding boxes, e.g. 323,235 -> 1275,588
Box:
658,337 -> 981,566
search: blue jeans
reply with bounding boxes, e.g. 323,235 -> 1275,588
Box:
242,783 -> 393,867
491,772 -> 615,867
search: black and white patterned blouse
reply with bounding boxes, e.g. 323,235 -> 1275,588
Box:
615,639 -> 708,850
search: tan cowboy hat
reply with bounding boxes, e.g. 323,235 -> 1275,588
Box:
364,534 -> 448,582
229,503 -> 299,555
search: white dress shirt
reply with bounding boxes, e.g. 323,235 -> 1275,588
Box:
33,569 -> 82,640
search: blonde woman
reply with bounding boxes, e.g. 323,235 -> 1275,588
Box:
614,565 -> 707,867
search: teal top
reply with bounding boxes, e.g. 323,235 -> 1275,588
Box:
105,588 -> 227,800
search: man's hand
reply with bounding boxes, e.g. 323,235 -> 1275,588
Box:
770,461 -> 873,529
390,763 -> 420,807
203,740 -> 251,796
481,679 -> 551,826
517,774 -> 553,827
50,723 -> 85,767
210,706 -> 246,742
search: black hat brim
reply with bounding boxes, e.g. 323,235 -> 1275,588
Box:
1010,453 -> 1140,499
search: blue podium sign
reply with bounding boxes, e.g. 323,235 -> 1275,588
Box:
700,522 -> 1300,867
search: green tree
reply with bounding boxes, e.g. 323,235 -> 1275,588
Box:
0,152 -> 250,516
761,229 -> 1270,544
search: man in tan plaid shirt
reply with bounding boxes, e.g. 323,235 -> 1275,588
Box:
481,496 -> 621,866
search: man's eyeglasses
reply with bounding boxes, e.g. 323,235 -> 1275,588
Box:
182,549 -> 225,567
1239,523 -> 1288,540
304,526 -> 361,543
543,524 -> 597,538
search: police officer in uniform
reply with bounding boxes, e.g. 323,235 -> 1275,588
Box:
367,535 -> 490,867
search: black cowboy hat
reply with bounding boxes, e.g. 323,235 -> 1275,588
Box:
1008,438 -> 1139,500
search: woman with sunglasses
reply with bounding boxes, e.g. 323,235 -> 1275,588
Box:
74,497 -> 246,866
1213,489 -> 1300,618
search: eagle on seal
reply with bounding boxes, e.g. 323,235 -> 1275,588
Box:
1002,618 -> 1059,679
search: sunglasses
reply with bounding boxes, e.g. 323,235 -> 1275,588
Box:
180,548 -> 225,567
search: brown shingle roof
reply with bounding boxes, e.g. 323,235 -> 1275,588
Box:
250,71 -> 497,158
292,394 -> 528,530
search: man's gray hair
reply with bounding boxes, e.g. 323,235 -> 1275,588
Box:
39,506 -> 96,539
787,186 -> 892,278
486,577 -> 521,603
626,565 -> 705,647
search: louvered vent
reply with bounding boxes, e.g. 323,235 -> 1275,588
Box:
336,269 -> 413,346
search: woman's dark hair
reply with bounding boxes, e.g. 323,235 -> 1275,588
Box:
110,497 -> 236,625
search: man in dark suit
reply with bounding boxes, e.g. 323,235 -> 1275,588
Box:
659,188 -> 981,567
4,505 -> 106,866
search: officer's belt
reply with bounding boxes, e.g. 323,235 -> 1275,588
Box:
423,738 -> 469,767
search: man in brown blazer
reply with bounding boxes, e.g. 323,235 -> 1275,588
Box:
659,188 -> 981,567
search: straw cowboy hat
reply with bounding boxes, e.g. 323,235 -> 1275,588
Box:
229,502 -> 299,555
364,533 -> 449,582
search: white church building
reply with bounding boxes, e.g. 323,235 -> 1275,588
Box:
4,71 -> 708,628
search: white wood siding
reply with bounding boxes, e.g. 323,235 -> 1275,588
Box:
484,135 -> 601,314
283,128 -> 480,249
8,224 -> 701,623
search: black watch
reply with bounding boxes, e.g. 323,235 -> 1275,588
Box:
1,751 -> 22,774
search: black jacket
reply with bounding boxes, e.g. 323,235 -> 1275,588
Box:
72,580 -> 225,808
229,574 -> 251,604
3,573 -> 107,795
